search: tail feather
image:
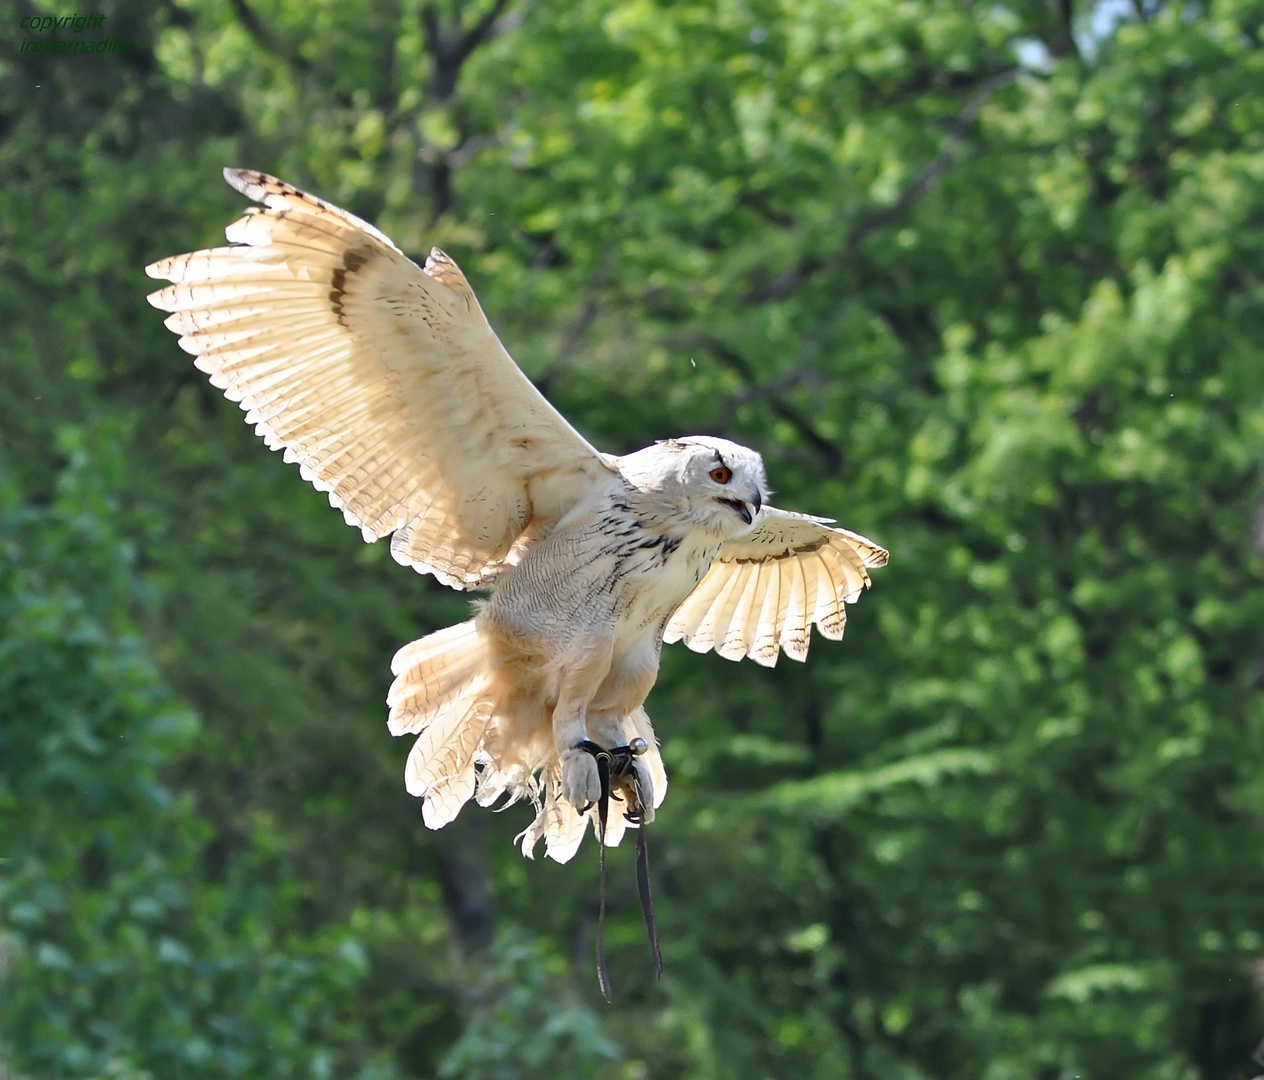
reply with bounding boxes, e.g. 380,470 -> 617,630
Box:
420,756 -> 478,829
388,620 -> 483,735
407,696 -> 490,803
418,707 -> 490,829
392,619 -> 492,827
515,760 -> 587,862
623,707 -> 668,810
474,761 -> 531,809
595,799 -> 629,848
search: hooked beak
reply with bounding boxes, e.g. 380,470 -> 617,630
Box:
717,487 -> 762,526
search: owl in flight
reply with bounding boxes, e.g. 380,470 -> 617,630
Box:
146,169 -> 888,863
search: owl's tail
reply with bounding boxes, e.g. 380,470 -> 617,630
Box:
388,619 -> 668,862
388,619 -> 494,829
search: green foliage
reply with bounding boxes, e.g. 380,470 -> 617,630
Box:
3,0 -> 1264,1076
0,427 -> 392,1079
439,933 -> 620,1080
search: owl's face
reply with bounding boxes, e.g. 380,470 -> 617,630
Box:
617,436 -> 769,539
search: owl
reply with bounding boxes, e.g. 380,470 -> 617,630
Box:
146,170 -> 888,863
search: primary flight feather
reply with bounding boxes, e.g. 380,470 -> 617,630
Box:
146,169 -> 888,861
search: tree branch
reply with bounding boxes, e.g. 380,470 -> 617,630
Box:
702,337 -> 844,473
1051,0 -> 1081,59
228,0 -> 312,74
749,69 -> 1019,304
456,0 -> 514,66
415,0 -> 517,216
423,0 -> 514,97
430,813 -> 495,956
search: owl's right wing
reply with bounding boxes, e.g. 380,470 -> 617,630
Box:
664,507 -> 888,666
146,168 -> 616,590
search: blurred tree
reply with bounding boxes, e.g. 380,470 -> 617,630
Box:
0,425 -> 394,1078
2,0 -> 1264,1076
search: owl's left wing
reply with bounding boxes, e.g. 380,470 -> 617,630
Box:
145,169 -> 615,591
663,507 -> 888,666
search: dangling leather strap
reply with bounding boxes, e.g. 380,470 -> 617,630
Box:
635,815 -> 663,978
591,744 -> 615,1002
577,739 -> 663,1002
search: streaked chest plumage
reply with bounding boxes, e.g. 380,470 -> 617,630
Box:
486,493 -> 720,652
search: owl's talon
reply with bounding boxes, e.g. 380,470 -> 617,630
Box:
570,740 -> 655,823
630,759 -> 655,824
561,748 -> 602,810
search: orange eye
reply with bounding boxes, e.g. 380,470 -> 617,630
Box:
709,466 -> 733,485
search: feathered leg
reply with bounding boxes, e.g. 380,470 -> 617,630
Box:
551,633 -> 615,810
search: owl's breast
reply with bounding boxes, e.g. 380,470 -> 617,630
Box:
484,503 -> 719,653
610,530 -> 719,646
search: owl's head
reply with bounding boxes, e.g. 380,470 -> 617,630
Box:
617,436 -> 768,539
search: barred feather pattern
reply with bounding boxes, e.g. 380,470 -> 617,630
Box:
664,508 -> 890,666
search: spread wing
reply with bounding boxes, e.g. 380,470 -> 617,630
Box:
146,168 -> 615,589
664,507 -> 888,667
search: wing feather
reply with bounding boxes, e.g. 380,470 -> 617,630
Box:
686,562 -> 750,654
147,168 -> 617,589
717,560 -> 766,661
750,561 -> 784,667
667,565 -> 729,641
811,550 -> 846,639
792,554 -> 824,659
665,507 -> 887,664
779,555 -> 811,662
